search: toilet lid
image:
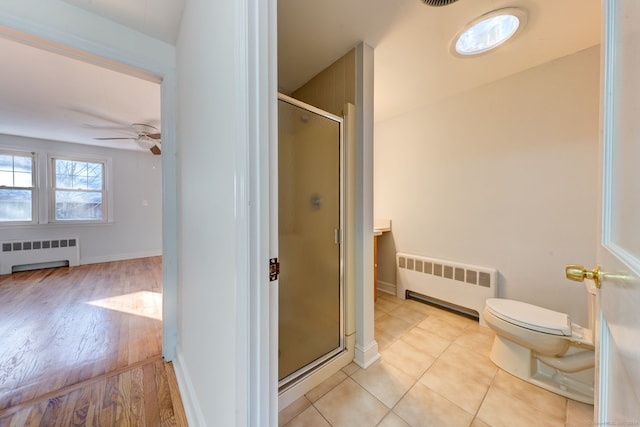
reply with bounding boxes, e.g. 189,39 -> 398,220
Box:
485,298 -> 571,336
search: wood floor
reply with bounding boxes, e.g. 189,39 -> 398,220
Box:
0,257 -> 186,426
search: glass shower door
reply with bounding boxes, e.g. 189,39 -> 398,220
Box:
278,95 -> 343,387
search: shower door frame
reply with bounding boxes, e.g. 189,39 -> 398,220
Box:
277,93 -> 346,391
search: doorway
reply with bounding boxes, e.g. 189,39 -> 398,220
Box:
0,27 -> 176,414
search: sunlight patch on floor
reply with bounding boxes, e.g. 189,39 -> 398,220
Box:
87,291 -> 162,320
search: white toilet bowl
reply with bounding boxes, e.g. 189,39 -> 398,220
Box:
483,297 -> 595,404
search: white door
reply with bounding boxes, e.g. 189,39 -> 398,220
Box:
594,0 -> 640,422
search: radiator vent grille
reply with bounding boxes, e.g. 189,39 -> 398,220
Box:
0,238 -> 79,274
399,255 -> 494,288
396,252 -> 498,325
2,239 -> 77,252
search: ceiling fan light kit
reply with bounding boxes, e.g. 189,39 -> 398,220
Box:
93,123 -> 161,155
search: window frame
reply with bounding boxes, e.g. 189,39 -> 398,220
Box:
0,149 -> 37,225
48,154 -> 110,224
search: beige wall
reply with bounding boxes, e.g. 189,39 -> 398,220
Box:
374,46 -> 600,326
292,48 -> 356,116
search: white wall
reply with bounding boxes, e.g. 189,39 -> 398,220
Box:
175,0 -> 248,425
0,134 -> 162,264
374,46 -> 600,326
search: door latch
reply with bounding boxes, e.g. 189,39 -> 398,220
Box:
270,258 -> 280,281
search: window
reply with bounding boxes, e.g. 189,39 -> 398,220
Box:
51,157 -> 106,222
0,150 -> 35,223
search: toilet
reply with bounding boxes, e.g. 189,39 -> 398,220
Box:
483,284 -> 596,404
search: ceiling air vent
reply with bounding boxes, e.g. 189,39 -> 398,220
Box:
421,0 -> 460,6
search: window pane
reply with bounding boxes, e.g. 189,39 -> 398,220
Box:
54,159 -> 103,191
14,171 -> 32,187
55,190 -> 103,220
55,173 -> 73,189
0,189 -> 32,221
0,154 -> 12,171
56,159 -> 72,175
0,170 -> 12,186
13,156 -> 32,173
71,174 -> 88,190
87,163 -> 102,177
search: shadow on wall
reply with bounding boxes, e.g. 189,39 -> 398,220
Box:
377,232 -> 397,295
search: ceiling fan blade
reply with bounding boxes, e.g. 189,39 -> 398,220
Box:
147,133 -> 161,140
94,137 -> 135,140
150,145 -> 161,155
85,124 -> 137,131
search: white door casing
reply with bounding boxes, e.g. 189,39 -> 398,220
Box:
596,0 -> 640,422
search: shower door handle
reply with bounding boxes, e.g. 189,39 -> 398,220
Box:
334,228 -> 342,245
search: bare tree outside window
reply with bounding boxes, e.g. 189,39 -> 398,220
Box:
53,158 -> 105,221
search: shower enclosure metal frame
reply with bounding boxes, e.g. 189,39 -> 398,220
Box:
277,93 -> 346,391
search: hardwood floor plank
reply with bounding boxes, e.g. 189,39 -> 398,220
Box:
142,362 -> 161,427
70,383 -> 92,426
0,257 -> 188,426
129,366 -> 146,426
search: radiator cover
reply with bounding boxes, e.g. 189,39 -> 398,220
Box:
0,238 -> 80,274
396,252 -> 497,326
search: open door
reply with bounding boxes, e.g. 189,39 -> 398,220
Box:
571,0 -> 640,422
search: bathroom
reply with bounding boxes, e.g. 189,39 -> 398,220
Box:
277,0 -> 601,423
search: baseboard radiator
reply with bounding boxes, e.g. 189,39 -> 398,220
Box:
0,238 -> 80,274
396,252 -> 497,326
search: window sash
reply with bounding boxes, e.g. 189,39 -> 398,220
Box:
0,150 -> 36,223
50,157 -> 106,222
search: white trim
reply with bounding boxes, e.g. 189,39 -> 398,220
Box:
377,280 -> 396,295
266,0 -> 279,424
601,0 -> 615,251
160,67 -> 178,362
242,0 -> 275,423
354,42 -> 379,370
597,311 -> 610,424
79,251 -> 162,265
354,341 -> 381,369
173,349 -> 207,427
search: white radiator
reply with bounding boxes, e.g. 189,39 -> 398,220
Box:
396,252 -> 497,326
0,238 -> 80,274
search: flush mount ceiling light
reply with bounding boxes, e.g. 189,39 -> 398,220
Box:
452,8 -> 527,57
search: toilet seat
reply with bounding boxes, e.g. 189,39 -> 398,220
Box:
485,298 -> 571,336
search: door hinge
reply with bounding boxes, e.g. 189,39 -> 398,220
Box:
269,258 -> 280,281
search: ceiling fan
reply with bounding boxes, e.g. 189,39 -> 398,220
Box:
94,123 -> 161,155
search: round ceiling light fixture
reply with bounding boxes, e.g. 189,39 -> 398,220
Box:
452,8 -> 527,57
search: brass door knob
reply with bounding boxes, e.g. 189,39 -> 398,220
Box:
565,264 -> 601,288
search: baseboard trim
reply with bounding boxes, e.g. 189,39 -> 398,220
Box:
173,349 -> 206,427
354,340 -> 380,369
80,251 -> 162,265
377,280 -> 396,296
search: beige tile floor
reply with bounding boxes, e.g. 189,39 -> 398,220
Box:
279,292 -> 595,427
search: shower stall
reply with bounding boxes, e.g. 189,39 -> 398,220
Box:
277,94 -> 345,390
